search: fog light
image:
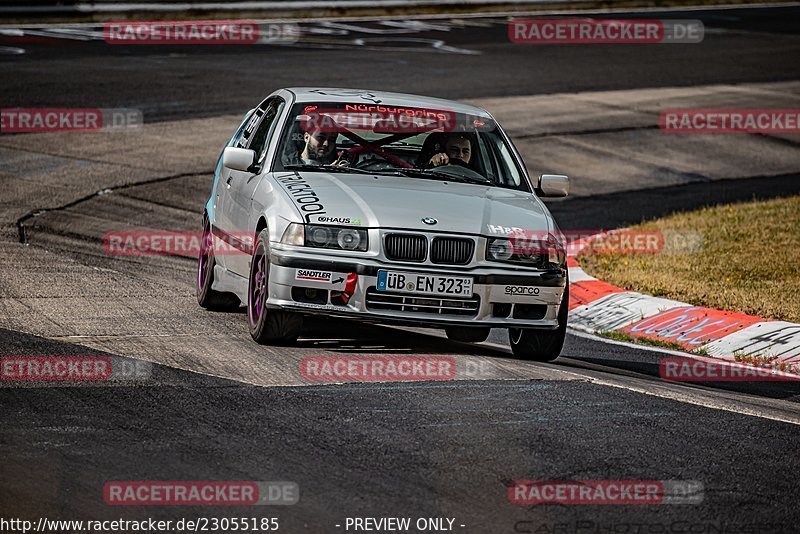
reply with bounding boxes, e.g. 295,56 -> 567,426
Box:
493,303 -> 512,318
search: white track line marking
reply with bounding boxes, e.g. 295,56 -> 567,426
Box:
478,336 -> 800,426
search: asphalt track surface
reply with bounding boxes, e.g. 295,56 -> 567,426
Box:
0,5 -> 799,121
2,5 -> 800,533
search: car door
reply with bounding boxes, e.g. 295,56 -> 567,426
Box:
225,97 -> 285,277
213,111 -> 254,270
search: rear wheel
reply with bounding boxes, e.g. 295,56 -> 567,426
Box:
508,282 -> 569,362
197,218 -> 241,310
445,327 -> 490,343
248,229 -> 302,345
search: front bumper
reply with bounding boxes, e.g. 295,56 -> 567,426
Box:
265,245 -> 566,330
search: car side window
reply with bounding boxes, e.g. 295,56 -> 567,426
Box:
486,134 -> 523,188
246,98 -> 285,168
236,110 -> 261,149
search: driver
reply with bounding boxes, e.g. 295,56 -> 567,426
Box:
303,129 -> 344,165
428,134 -> 472,168
286,123 -> 349,167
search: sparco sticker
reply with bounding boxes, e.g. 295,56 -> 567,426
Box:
505,286 -> 540,296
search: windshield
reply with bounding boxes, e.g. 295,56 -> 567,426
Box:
275,102 -> 530,191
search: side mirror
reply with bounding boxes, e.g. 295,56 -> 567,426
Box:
223,147 -> 257,173
537,174 -> 569,197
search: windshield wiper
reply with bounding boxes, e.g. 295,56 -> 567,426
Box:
284,164 -> 376,175
395,167 -> 492,185
284,164 -> 493,185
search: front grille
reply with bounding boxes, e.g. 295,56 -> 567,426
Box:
384,233 -> 426,262
431,237 -> 474,265
366,288 -> 480,317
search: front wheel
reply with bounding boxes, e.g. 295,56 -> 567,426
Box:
508,282 -> 569,362
248,229 -> 303,345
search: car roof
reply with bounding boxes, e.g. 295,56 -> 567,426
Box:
285,87 -> 492,118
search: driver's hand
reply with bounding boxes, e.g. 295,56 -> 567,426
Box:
428,153 -> 449,167
331,153 -> 350,167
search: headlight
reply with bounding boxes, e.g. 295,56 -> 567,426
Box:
307,225 -> 333,247
546,234 -> 566,266
487,238 -> 513,261
337,229 -> 363,250
305,225 -> 368,252
486,234 -> 564,267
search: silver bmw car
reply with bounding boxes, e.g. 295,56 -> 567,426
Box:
198,88 -> 570,361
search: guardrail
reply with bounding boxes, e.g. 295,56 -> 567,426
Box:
0,0 -> 601,15
2,0 -> 790,22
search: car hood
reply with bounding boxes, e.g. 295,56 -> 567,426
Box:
274,171 -> 553,236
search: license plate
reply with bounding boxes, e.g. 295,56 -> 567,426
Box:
377,270 -> 473,297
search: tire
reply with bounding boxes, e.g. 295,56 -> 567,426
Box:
445,327 -> 490,343
508,281 -> 569,362
248,229 -> 302,345
197,218 -> 241,311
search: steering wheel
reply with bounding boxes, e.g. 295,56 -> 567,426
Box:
354,158 -> 401,172
433,160 -> 489,182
